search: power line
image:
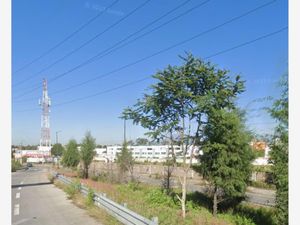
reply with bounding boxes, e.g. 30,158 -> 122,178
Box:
13,0 -> 198,103
12,0 -> 120,76
13,0 -> 151,87
51,0 -> 211,95
14,26 -> 286,111
13,0 -> 203,98
13,0 -> 277,100
46,0 -> 281,95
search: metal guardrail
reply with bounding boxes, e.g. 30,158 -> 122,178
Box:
53,172 -> 158,225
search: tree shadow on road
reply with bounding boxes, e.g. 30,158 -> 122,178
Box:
12,182 -> 52,189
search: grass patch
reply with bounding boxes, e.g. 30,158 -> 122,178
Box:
11,160 -> 22,172
249,181 -> 276,190
56,172 -> 275,225
54,180 -> 121,225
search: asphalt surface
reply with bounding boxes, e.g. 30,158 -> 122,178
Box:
137,174 -> 275,206
11,166 -> 101,225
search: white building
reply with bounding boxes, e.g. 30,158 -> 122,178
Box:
14,149 -> 52,163
251,141 -> 272,166
103,145 -> 201,163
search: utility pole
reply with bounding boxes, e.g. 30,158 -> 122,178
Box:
123,119 -> 126,144
55,130 -> 62,144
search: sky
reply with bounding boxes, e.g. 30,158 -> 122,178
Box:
12,0 -> 288,145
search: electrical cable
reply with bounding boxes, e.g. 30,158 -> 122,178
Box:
13,0 -> 120,75
13,0 -> 151,87
14,26 -> 287,111
13,0 -> 277,100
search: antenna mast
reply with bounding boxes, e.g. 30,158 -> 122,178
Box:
39,79 -> 51,150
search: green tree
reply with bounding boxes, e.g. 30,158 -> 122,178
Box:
62,139 -> 80,169
268,74 -> 288,225
126,140 -> 135,146
80,131 -> 96,179
116,141 -> 134,181
135,138 -> 149,145
199,108 -> 254,216
122,53 -> 244,218
51,143 -> 64,157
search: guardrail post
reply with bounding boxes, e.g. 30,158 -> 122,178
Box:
151,217 -> 158,225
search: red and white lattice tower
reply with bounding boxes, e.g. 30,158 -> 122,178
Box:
38,79 -> 51,152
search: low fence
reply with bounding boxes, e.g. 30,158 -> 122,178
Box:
54,173 -> 158,225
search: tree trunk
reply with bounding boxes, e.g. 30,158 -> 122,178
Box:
213,186 -> 218,217
84,165 -> 89,179
181,172 -> 187,218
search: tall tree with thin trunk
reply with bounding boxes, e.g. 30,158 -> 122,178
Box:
116,141 -> 134,182
199,108 -> 254,216
268,74 -> 288,225
80,131 -> 96,179
51,143 -> 64,157
62,139 -> 80,169
122,53 -> 244,218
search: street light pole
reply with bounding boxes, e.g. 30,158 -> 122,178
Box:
55,130 -> 62,144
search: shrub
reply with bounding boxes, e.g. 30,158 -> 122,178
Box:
66,180 -> 81,199
249,181 -> 275,190
232,215 -> 255,225
145,189 -> 177,207
91,175 -> 98,181
11,160 -> 22,172
85,188 -> 95,207
48,174 -> 55,183
77,168 -> 85,178
234,203 -> 275,225
128,181 -> 140,191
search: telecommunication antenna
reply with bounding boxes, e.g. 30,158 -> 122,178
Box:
39,79 -> 51,149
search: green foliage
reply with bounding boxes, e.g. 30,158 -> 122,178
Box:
145,189 -> 177,207
122,53 -> 246,218
80,131 -> 96,179
11,160 -> 22,172
219,214 -> 255,225
21,156 -> 27,164
199,109 -> 254,215
268,74 -> 288,225
135,137 -> 149,145
126,140 -> 135,146
233,204 -> 275,225
77,168 -> 85,178
252,149 -> 265,158
252,165 -> 273,173
66,179 -> 81,199
116,141 -> 134,180
85,188 -> 95,207
122,53 -> 245,144
51,143 -> 65,157
62,139 -> 80,168
48,174 -> 55,183
127,181 -> 141,191
249,181 -> 275,190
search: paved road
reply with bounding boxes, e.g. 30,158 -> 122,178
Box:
137,175 -> 275,206
12,166 -> 101,225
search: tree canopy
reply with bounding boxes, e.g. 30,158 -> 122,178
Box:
116,141 -> 134,181
122,53 -> 246,218
51,143 -> 64,157
135,138 -> 149,145
199,108 -> 254,216
61,139 -> 80,168
269,74 -> 288,225
80,131 -> 96,179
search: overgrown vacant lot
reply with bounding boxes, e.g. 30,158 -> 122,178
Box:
54,168 -> 275,225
